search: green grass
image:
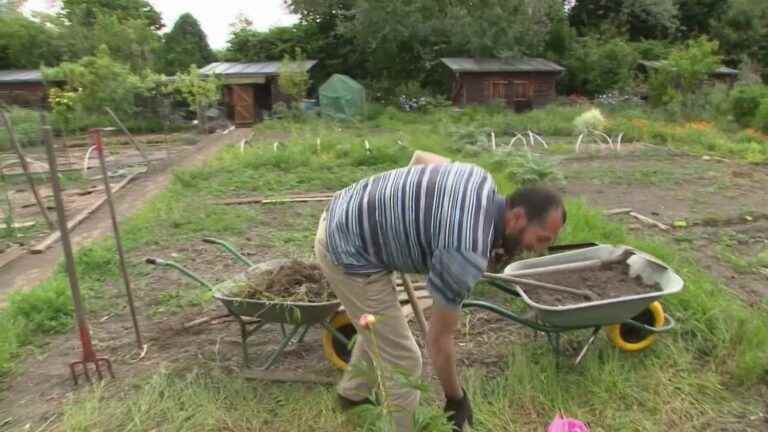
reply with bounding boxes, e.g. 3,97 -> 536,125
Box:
3,106 -> 768,430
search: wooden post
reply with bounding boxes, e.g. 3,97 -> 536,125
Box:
92,129 -> 144,351
1,111 -> 55,230
104,107 -> 151,166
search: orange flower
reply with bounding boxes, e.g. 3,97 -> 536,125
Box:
687,121 -> 712,130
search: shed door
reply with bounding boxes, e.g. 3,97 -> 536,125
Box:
232,85 -> 256,125
512,81 -> 530,101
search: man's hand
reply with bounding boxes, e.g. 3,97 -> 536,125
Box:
444,388 -> 473,431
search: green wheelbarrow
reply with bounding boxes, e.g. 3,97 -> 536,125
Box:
145,238 -> 352,370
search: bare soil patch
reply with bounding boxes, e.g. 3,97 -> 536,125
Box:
523,264 -> 659,306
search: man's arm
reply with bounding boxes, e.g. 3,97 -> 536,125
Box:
425,249 -> 487,396
428,305 -> 462,398
409,150 -> 451,166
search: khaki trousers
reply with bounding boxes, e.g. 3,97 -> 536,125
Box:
315,213 -> 422,432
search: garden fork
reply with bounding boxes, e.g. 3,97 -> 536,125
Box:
44,124 -> 114,386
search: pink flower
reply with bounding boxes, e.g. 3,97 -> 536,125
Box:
358,313 -> 376,329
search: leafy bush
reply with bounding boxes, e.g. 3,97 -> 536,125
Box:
573,108 -> 607,134
562,36 -> 639,97
647,37 -> 722,121
0,106 -> 40,150
488,151 -> 564,186
756,98 -> 768,133
729,84 -> 768,126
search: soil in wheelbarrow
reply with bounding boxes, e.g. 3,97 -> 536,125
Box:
523,263 -> 660,306
238,260 -> 336,303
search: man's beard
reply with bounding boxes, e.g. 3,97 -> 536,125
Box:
488,234 -> 521,273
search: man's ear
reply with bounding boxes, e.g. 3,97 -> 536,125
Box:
506,207 -> 527,233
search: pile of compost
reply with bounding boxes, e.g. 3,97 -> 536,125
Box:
523,264 -> 660,306
236,260 -> 336,303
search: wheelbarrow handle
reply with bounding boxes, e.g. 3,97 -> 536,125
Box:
144,257 -> 214,290
621,311 -> 677,333
202,237 -> 255,268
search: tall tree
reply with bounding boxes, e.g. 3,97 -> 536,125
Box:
160,13 -> 216,75
676,0 -> 728,37
569,0 -> 680,40
0,0 -> 26,15
0,14 -> 61,68
60,0 -> 163,30
52,11 -> 162,72
711,0 -> 768,76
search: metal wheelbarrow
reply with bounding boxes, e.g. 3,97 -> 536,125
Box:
464,243 -> 683,366
145,238 -> 351,370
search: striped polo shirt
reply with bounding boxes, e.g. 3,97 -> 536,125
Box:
325,163 -> 505,308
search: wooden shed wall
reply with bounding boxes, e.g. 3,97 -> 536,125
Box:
451,72 -> 560,108
0,82 -> 48,107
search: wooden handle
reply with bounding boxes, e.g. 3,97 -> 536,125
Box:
400,273 -> 429,335
483,273 -> 597,300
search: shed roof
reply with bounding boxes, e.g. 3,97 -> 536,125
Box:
200,61 -> 318,77
0,69 -> 45,83
441,57 -> 565,73
638,60 -> 738,76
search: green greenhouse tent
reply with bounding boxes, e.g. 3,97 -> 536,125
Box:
319,74 -> 366,120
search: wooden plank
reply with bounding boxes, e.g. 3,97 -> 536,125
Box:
242,369 -> 337,385
29,172 -> 141,254
0,221 -> 36,229
603,208 -> 632,216
211,194 -> 334,206
629,211 -> 671,231
0,246 -> 25,269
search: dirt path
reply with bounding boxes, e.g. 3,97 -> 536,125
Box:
0,129 -> 251,306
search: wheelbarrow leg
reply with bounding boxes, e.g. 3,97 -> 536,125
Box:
262,324 -> 302,370
232,313 -> 267,367
546,332 -> 562,370
296,324 -> 311,344
575,327 -> 601,366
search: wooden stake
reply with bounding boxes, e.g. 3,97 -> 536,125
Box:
104,108 -> 151,166
1,111 -> 54,230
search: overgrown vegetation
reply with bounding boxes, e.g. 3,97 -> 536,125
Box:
3,107 -> 763,430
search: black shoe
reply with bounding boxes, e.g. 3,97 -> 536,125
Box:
337,393 -> 375,411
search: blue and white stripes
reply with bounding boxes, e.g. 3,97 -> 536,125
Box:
325,163 -> 504,308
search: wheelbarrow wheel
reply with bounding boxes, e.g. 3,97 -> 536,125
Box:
606,301 -> 665,352
322,312 -> 357,370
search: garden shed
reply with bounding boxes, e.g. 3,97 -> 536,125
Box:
441,57 -> 565,111
0,69 -> 63,108
200,60 -> 318,126
637,61 -> 739,87
319,74 -> 366,120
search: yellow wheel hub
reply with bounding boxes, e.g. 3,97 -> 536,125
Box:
606,301 -> 665,352
322,312 -> 357,370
